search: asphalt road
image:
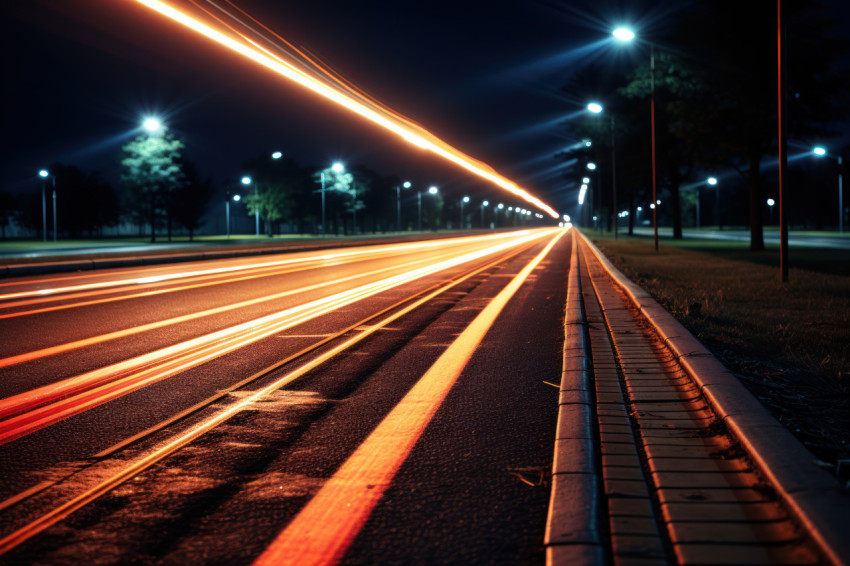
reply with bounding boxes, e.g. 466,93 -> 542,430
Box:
0,228 -> 571,565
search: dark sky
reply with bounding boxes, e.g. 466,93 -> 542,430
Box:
2,0 -> 848,218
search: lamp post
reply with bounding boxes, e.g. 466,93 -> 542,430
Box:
767,198 -> 776,224
481,200 -> 489,228
226,193 -> 241,237
38,169 -> 50,242
397,181 -> 411,232
460,196 -> 469,229
813,147 -> 844,234
613,27 -> 657,250
496,203 -> 504,227
320,162 -> 345,236
587,102 -> 619,239
699,177 -> 719,230
240,176 -> 257,236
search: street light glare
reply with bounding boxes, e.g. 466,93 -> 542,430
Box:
271,151 -> 283,159
582,177 -> 590,184
613,27 -> 636,42
241,176 -> 252,185
233,194 -> 241,202
587,102 -> 603,114
813,146 -> 827,156
463,196 -> 470,203
767,198 -> 776,206
142,117 -> 162,133
707,177 -> 718,185
38,169 -> 49,178
428,186 -> 438,194
403,181 -> 412,189
483,201 -> 489,206
332,162 -> 345,173
587,162 -> 597,170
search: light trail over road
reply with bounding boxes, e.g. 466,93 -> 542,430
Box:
129,0 -> 559,218
0,228 -> 571,563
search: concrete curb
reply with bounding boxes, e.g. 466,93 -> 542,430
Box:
578,231 -> 850,566
545,230 -> 605,565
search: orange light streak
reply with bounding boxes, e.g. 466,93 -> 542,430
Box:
0,232 -> 525,303
131,0 -> 559,218
0,230 -> 554,443
253,230 -> 565,566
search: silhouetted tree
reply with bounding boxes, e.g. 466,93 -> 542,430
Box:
172,159 -> 213,240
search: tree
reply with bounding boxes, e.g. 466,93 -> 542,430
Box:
120,130 -> 185,242
314,165 -> 354,235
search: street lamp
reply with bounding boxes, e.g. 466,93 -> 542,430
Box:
767,198 -> 776,224
397,181 -> 411,232
586,102 -> 603,114
481,200 -> 489,228
271,151 -> 283,160
320,162 -> 345,235
226,192 -> 241,237
142,117 -> 162,134
38,169 -> 51,242
241,176 -> 259,236
813,146 -> 844,233
460,196 -> 469,229
418,186 -> 439,231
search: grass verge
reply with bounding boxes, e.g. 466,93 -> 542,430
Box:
587,230 -> 850,472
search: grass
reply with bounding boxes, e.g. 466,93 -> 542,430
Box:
586,230 -> 850,465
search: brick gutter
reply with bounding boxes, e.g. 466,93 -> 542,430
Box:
577,230 -> 850,565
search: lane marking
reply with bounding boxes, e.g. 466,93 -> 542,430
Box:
0,235 -> 545,557
0,232 -> 552,444
253,229 -> 566,566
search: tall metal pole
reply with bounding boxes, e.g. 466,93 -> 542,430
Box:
41,179 -> 47,243
460,199 -> 464,229
52,183 -> 57,242
417,191 -> 422,231
255,187 -> 260,236
839,156 -> 844,234
612,115 -> 618,239
396,186 -> 401,232
321,172 -> 326,236
651,44 -> 658,251
226,199 -> 231,237
778,0 -> 789,282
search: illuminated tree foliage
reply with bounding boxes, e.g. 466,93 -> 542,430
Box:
120,131 -> 185,242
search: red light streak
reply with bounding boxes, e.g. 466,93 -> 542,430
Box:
131,0 -> 559,218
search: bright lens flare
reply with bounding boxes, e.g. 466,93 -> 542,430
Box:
613,27 -> 636,42
132,0 -> 558,218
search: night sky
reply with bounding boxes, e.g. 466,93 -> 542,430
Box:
2,1 -> 848,218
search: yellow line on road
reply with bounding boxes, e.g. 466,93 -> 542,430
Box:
253,228 -> 566,566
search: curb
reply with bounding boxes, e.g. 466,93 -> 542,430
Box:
578,231 -> 850,566
545,230 -> 605,565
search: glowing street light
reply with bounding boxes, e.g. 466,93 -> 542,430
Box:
613,27 -> 636,42
271,151 -> 283,159
225,191 -> 241,237
417,186 -> 439,231
142,117 -> 162,134
481,200 -> 489,228
38,169 -> 53,242
241,176 -> 260,236
583,177 -> 590,184
587,162 -> 597,171
587,102 -> 603,114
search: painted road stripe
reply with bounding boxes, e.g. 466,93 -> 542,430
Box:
253,228 -> 566,566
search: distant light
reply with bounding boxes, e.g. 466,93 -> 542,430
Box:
332,162 -> 345,173
38,169 -> 49,178
583,177 -> 590,184
581,184 -> 588,191
428,186 -> 438,194
271,151 -> 283,159
584,140 -> 592,147
707,177 -> 718,185
508,206 -> 513,211
563,214 -> 571,222
637,206 -> 643,212
462,196 -> 470,203
587,162 -> 597,170
142,117 -> 162,133
403,181 -> 412,189
233,194 -> 242,202
657,199 -> 661,205
587,102 -> 603,114
767,198 -> 776,206
650,204 -> 656,209
592,215 -> 598,221
813,146 -> 827,157
613,27 -> 636,42
241,176 -> 252,185
483,200 -> 489,207
497,203 -> 504,209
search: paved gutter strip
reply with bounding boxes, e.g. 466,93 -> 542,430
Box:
545,233 -> 605,565
576,231 -> 850,566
